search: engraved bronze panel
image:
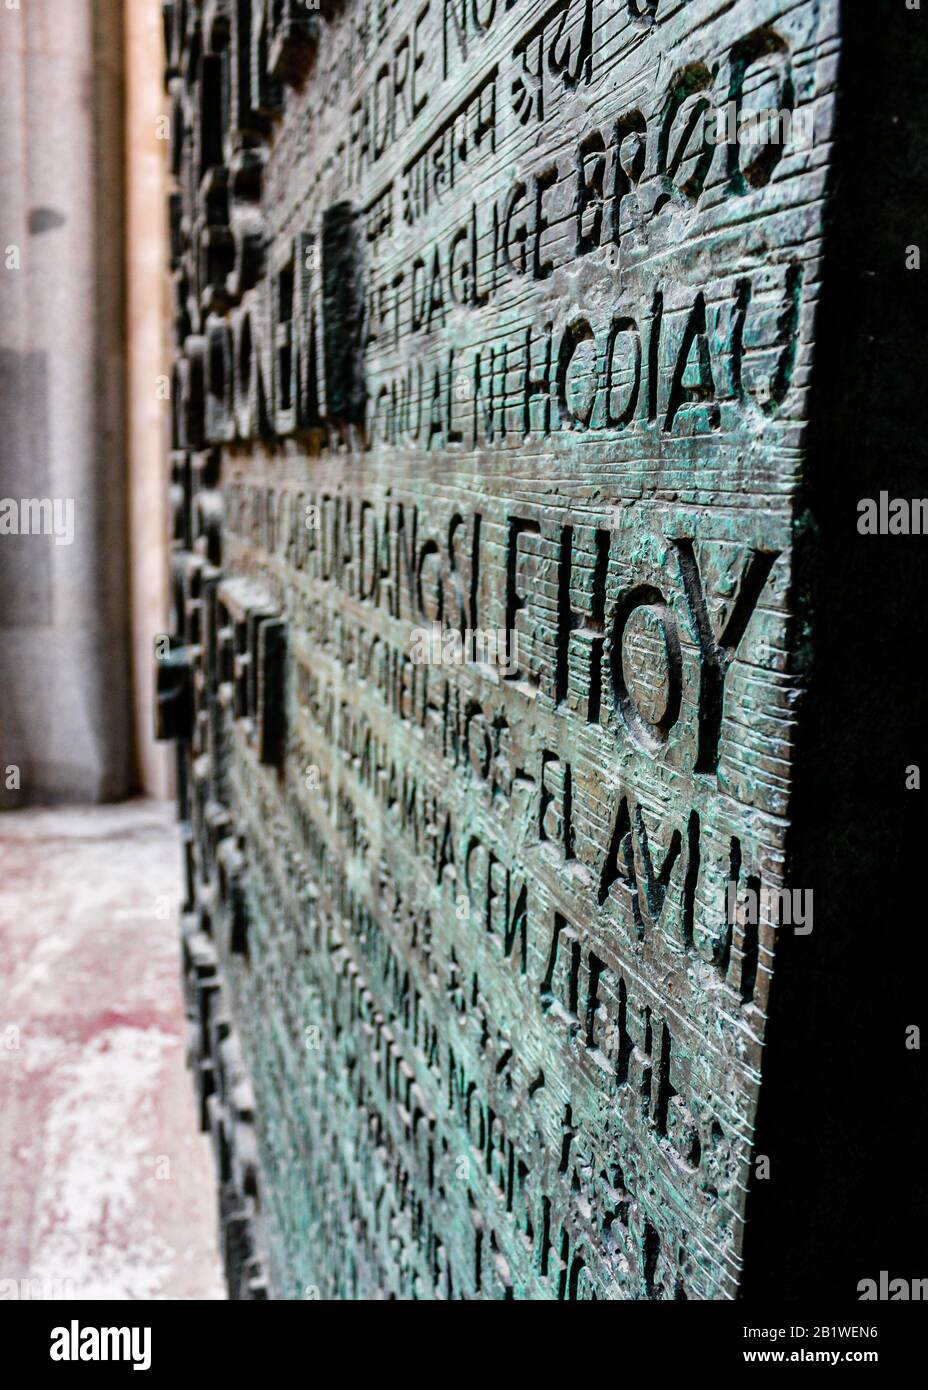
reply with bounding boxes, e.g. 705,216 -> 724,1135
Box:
157,0 -> 927,1300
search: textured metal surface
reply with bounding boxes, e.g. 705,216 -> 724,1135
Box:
159,0 -> 840,1299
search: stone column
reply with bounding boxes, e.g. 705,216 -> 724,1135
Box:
0,0 -> 131,806
125,0 -> 171,799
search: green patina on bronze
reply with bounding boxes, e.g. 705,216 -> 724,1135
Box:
158,0 -> 841,1299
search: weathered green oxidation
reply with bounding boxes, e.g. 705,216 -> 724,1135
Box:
159,0 -> 839,1299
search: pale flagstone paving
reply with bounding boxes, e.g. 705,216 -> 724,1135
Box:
0,800 -> 225,1300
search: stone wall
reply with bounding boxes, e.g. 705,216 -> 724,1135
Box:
0,0 -> 132,807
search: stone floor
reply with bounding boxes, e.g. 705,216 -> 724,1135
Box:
0,800 -> 225,1300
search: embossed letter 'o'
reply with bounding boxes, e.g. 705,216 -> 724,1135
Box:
611,585 -> 682,749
